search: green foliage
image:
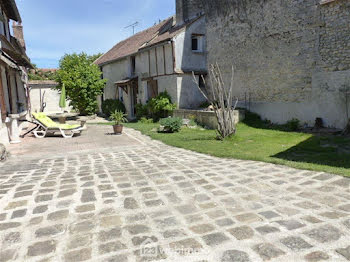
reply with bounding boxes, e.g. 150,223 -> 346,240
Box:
29,69 -> 57,81
286,118 -> 301,131
90,53 -> 104,63
159,117 -> 182,133
134,91 -> 176,121
110,110 -> 128,125
102,99 -> 126,117
135,103 -> 149,119
187,114 -> 197,126
140,117 -> 153,124
124,121 -> 350,177
244,111 -> 301,132
147,91 -> 176,120
55,52 -> 107,115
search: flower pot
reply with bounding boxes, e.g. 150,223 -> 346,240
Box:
113,124 -> 123,134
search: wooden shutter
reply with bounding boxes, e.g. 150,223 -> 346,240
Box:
0,73 -> 6,122
151,80 -> 158,98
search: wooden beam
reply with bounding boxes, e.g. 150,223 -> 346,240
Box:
0,72 -> 6,121
148,50 -> 151,76
155,48 -> 158,76
163,45 -> 166,75
171,41 -> 176,73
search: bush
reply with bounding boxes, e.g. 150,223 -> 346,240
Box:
102,99 -> 126,117
140,117 -> 153,124
55,53 -> 107,115
147,91 -> 176,121
135,103 -> 149,119
286,118 -> 301,131
159,117 -> 182,133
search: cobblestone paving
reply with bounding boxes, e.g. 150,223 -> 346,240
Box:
0,128 -> 350,261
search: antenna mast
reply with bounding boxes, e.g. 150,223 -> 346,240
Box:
125,22 -> 139,35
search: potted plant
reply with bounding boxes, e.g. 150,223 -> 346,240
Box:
110,110 -> 128,134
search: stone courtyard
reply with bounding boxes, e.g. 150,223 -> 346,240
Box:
0,125 -> 350,262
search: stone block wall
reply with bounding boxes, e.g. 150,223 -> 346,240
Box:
319,1 -> 350,71
173,109 -> 245,129
176,0 -> 204,25
202,0 -> 350,128
29,81 -> 71,113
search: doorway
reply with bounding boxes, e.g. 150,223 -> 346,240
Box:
130,81 -> 138,118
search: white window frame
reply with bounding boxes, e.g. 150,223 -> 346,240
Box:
191,35 -> 204,53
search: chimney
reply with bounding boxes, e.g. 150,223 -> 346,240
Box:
176,0 -> 185,25
176,0 -> 204,26
12,22 -> 26,50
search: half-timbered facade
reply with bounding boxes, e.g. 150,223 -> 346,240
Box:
0,0 -> 32,145
95,10 -> 206,118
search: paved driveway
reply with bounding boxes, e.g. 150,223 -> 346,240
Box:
0,126 -> 350,262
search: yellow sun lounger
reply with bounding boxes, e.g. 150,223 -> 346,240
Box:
32,113 -> 83,138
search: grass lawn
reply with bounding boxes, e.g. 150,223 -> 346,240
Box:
99,116 -> 350,177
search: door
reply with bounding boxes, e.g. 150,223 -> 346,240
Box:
130,82 -> 138,118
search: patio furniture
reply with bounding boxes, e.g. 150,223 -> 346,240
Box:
32,112 -> 83,138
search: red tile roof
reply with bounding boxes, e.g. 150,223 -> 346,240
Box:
95,17 -> 174,66
95,15 -> 203,66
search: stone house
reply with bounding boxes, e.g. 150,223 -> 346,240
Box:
95,0 -> 207,118
0,0 -> 32,145
201,0 -> 350,129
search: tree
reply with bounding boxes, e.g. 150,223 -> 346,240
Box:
193,63 -> 238,140
55,53 -> 107,115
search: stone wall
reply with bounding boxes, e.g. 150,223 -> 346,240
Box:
319,1 -> 350,71
173,109 -> 245,129
29,81 -> 71,113
203,0 -> 350,128
176,0 -> 204,25
174,16 -> 207,72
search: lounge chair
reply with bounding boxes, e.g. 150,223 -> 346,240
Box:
32,112 -> 83,138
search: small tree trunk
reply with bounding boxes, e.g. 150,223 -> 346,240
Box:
193,64 -> 238,140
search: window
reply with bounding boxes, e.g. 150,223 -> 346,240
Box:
118,87 -> 124,102
192,35 -> 204,52
147,80 -> 158,100
131,56 -> 136,76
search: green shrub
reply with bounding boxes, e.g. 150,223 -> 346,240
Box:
147,91 -> 176,120
135,103 -> 149,119
159,117 -> 182,133
55,53 -> 107,115
109,110 -> 128,125
102,99 -> 126,117
187,114 -> 197,126
286,118 -> 301,131
140,117 -> 153,124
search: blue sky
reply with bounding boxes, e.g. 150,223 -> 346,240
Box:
16,0 -> 175,68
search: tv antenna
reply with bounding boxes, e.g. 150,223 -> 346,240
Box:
125,22 -> 139,35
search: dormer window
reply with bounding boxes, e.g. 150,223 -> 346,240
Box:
192,34 -> 204,53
